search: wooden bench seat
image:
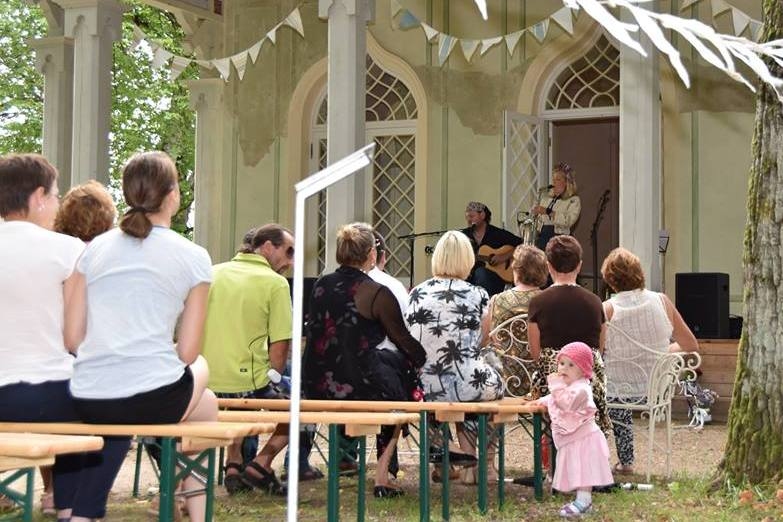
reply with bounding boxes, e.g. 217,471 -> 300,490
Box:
217,398 -> 547,521
0,433 -> 104,522
0,422 -> 274,522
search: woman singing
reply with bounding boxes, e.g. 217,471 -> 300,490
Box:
533,163 -> 581,251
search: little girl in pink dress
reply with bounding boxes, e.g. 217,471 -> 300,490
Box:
537,341 -> 614,517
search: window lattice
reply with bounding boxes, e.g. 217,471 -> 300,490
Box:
316,56 -> 418,124
505,118 -> 543,230
545,35 -> 620,110
372,135 -> 415,279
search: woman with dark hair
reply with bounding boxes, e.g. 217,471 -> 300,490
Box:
303,222 -> 426,498
532,163 -> 581,250
527,235 -> 611,433
65,151 -> 217,522
601,247 -> 698,473
482,244 -> 548,397
0,153 -> 85,520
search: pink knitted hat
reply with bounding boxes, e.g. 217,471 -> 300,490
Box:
557,342 -> 594,380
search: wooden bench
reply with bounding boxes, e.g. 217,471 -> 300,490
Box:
217,398 -> 546,521
0,422 -> 275,522
0,433 -> 103,522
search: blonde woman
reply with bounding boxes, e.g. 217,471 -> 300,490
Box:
533,162 -> 581,250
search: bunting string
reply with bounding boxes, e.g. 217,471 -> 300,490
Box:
132,6 -> 305,82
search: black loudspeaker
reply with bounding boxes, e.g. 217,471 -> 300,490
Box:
675,272 -> 730,339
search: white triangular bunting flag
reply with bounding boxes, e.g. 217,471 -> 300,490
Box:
132,26 -> 146,49
284,8 -> 305,37
480,36 -> 502,56
679,0 -> 702,11
437,34 -> 457,66
248,39 -> 264,64
390,0 -> 403,18
730,8 -> 750,36
530,19 -> 549,43
194,59 -> 214,70
169,56 -> 191,80
421,23 -> 439,42
460,39 -> 480,62
230,51 -> 249,81
151,47 -> 173,69
710,0 -> 731,18
748,19 -> 763,41
267,24 -> 280,44
550,7 -> 574,35
212,57 -> 232,81
505,30 -> 524,55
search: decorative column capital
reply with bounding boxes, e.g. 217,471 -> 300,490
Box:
56,0 -> 126,42
318,0 -> 374,23
187,78 -> 225,112
27,36 -> 74,74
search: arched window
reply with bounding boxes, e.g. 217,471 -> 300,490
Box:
545,35 -> 620,110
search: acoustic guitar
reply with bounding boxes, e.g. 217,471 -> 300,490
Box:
476,245 -> 516,284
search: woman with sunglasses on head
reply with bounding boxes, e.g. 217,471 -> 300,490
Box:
303,222 -> 427,498
532,163 -> 581,251
64,151 -> 217,522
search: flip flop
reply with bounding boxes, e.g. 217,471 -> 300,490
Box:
240,462 -> 287,496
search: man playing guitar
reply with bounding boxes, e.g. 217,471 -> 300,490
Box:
461,201 -> 522,296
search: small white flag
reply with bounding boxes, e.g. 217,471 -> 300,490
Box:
437,34 -> 457,66
170,56 -> 191,80
151,47 -> 173,69
248,39 -> 264,64
231,51 -> 249,81
505,30 -> 524,55
710,0 -> 731,18
284,7 -> 305,37
421,23 -> 439,42
730,7 -> 750,36
132,26 -> 146,49
460,39 -> 480,62
550,7 -> 574,35
748,19 -> 763,41
678,0 -> 702,11
530,19 -> 549,43
480,36 -> 502,56
268,24 -> 280,44
212,57 -> 232,81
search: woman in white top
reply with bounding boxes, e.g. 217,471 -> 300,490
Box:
0,154 -> 85,521
601,247 -> 698,474
65,152 -> 217,522
532,162 -> 581,251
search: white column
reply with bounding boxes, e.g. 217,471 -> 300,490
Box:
187,78 -> 231,262
28,36 -> 74,192
58,0 -> 125,185
619,31 -> 662,290
318,0 -> 373,270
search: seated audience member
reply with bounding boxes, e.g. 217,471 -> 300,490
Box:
54,180 -> 116,242
303,222 -> 426,498
0,153 -> 85,521
66,151 -> 217,522
601,247 -> 698,474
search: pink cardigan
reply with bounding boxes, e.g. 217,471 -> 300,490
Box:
537,374 -> 601,449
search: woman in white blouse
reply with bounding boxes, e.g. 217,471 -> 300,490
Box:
533,162 -> 581,250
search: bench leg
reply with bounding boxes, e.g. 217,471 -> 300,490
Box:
497,424 -> 505,510
418,411 -> 430,522
328,424 -> 340,522
133,438 -> 143,498
357,436 -> 366,522
533,413 -> 543,501
159,437 -> 177,522
440,421 -> 450,522
477,414 -> 488,514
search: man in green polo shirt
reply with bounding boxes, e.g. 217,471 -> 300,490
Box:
201,224 -> 307,496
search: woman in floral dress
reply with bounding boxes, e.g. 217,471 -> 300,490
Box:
303,222 -> 426,498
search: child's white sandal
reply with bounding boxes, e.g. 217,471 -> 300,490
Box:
559,500 -> 592,518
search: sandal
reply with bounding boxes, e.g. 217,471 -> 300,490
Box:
613,462 -> 634,475
373,485 -> 404,499
430,465 -> 461,483
428,448 -> 477,465
559,500 -> 592,518
40,492 -> 55,516
224,462 -> 251,495
240,461 -> 287,496
281,466 -> 324,482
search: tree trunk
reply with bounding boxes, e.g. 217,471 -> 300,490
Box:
720,0 -> 783,486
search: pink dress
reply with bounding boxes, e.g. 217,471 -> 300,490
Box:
538,375 -> 614,492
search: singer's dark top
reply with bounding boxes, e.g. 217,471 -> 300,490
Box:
461,223 -> 522,256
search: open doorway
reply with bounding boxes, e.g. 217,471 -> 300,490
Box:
551,117 -> 619,295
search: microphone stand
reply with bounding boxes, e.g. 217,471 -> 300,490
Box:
590,190 -> 611,296
398,229 -> 450,287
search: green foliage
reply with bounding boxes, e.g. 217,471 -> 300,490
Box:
0,0 -> 196,237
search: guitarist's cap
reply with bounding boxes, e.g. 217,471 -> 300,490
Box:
465,201 -> 492,222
